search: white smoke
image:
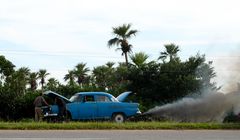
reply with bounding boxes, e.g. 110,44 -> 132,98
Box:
144,51 -> 240,122
145,90 -> 240,122
213,51 -> 240,93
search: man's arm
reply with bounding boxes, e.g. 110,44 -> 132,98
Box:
41,96 -> 49,106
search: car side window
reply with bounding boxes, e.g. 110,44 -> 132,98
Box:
84,95 -> 95,102
95,95 -> 111,102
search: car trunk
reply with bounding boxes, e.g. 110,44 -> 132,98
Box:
116,91 -> 132,102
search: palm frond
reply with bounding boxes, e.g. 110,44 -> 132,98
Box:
121,44 -> 133,54
113,28 -> 126,38
127,44 -> 133,54
115,47 -> 123,53
126,30 -> 138,38
125,23 -> 132,31
158,55 -> 167,60
130,52 -> 149,67
108,38 -> 120,47
160,52 -> 168,56
112,23 -> 132,39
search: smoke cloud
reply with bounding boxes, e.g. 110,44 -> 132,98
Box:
144,50 -> 240,122
213,51 -> 240,92
144,90 -> 240,122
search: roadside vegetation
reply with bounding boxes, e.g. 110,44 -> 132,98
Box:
0,121 -> 240,130
1,23 -> 237,123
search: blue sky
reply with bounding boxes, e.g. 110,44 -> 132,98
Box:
0,0 -> 240,91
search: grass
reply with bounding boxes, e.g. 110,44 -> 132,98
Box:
0,121 -> 240,130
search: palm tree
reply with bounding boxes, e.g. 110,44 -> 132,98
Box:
74,63 -> 90,87
15,67 -> 30,95
158,43 -> 180,63
92,66 -> 108,89
46,78 -> 59,91
130,52 -> 149,68
29,72 -> 38,91
105,62 -> 115,68
64,70 -> 75,86
108,23 -> 138,66
38,69 -> 49,91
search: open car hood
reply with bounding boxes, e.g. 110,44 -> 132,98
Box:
116,91 -> 132,102
43,90 -> 71,103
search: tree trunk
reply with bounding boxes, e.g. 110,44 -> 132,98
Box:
124,52 -> 128,66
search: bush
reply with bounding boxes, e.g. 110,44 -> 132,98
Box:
223,111 -> 240,123
0,90 -> 40,121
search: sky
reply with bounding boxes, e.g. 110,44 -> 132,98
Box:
0,0 -> 240,92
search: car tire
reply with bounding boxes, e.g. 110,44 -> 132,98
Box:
112,113 -> 125,123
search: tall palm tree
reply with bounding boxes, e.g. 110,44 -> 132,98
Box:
108,23 -> 138,66
130,52 -> 149,68
64,70 -> 75,86
74,63 -> 90,87
38,69 -> 49,91
158,43 -> 180,63
29,72 -> 38,91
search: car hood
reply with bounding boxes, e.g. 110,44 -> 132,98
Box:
116,91 -> 132,102
43,90 -> 71,103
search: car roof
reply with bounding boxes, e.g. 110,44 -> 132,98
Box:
75,92 -> 114,97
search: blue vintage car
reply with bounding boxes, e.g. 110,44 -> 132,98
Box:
43,91 -> 141,123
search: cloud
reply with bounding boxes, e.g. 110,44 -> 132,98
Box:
0,0 -> 240,83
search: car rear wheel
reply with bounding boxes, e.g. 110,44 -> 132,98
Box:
112,113 -> 125,123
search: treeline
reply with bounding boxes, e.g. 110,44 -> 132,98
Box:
0,44 -> 218,121
0,24 -> 218,121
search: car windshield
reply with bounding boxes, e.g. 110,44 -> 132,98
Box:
69,95 -> 82,102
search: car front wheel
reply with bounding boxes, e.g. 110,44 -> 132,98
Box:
112,113 -> 125,123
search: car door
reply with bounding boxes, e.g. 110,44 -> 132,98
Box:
67,94 -> 82,120
95,95 -> 113,119
78,95 -> 98,119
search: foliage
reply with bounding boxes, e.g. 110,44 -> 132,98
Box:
46,78 -> 60,91
128,51 -> 217,111
64,70 -> 76,86
158,43 -> 180,63
0,88 -> 40,120
130,52 -> 149,68
74,63 -> 90,87
13,91 -> 40,120
29,72 -> 38,91
223,111 -> 240,123
38,69 -> 49,90
108,23 -> 138,65
0,55 -> 15,78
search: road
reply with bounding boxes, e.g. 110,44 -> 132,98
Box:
0,130 -> 240,140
